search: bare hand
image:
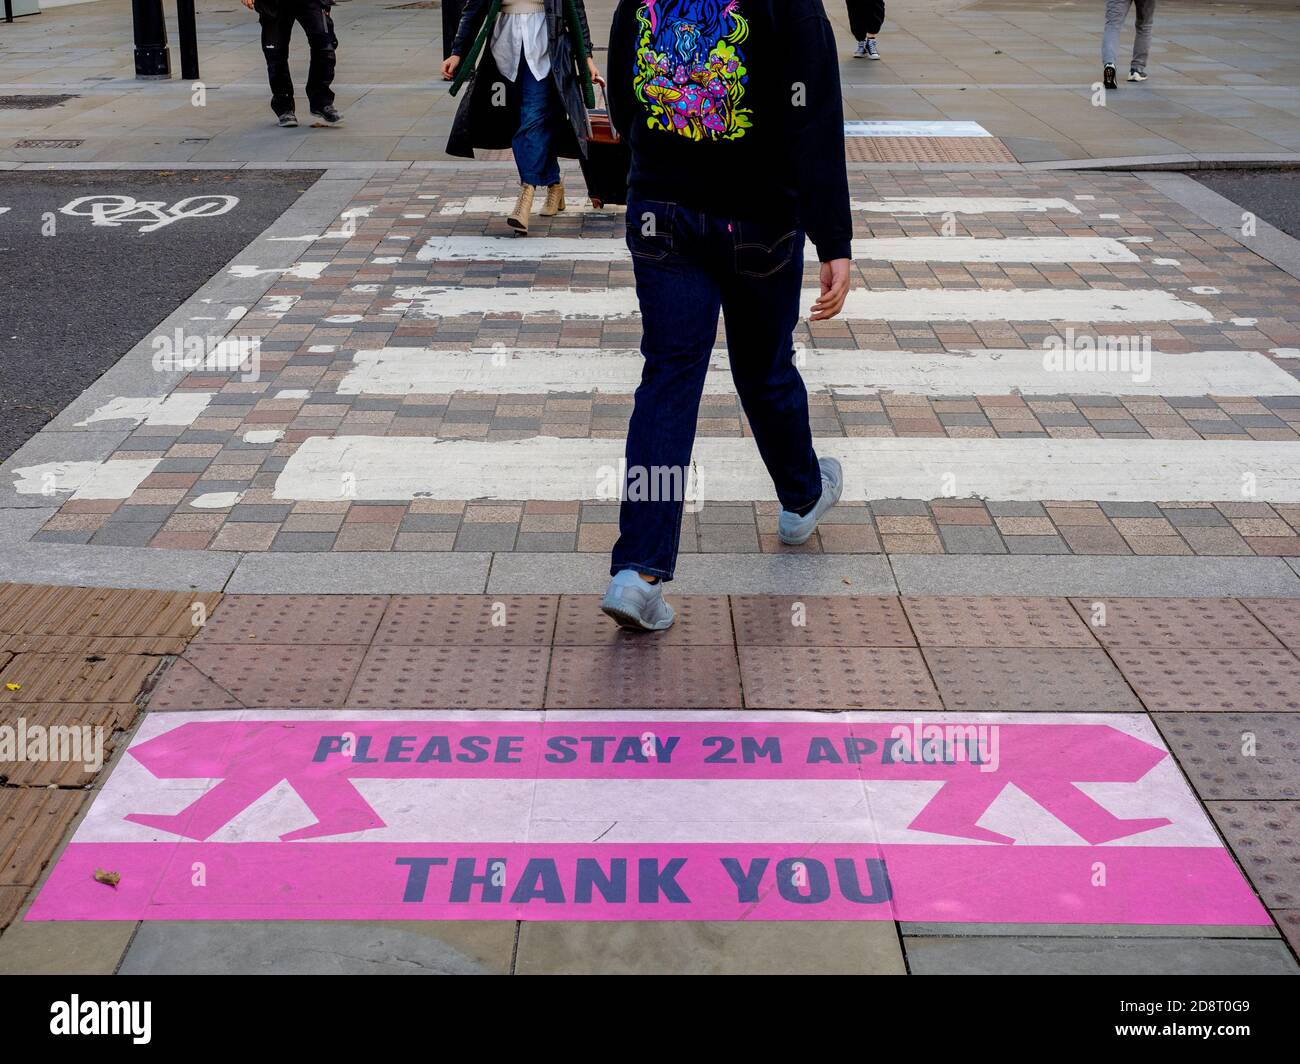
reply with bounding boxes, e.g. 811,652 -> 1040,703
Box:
241,0 -> 255,9
441,55 -> 461,81
587,57 -> 601,82
810,258 -> 851,321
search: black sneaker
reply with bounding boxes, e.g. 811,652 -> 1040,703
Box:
1128,69 -> 1148,82
310,105 -> 343,126
278,112 -> 298,128
1103,65 -> 1117,90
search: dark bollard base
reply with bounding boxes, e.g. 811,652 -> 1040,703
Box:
134,45 -> 172,80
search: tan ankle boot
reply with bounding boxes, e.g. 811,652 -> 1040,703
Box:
538,181 -> 565,217
507,183 -> 535,233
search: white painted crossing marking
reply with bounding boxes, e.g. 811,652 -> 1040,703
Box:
417,236 -> 1138,264
435,195 -> 1084,217
74,393 -> 214,428
384,286 -> 1215,323
438,196 -> 610,216
11,459 -> 159,500
844,120 -> 992,137
229,262 -> 329,280
267,206 -> 375,242
274,435 -> 1300,504
853,197 -> 1081,215
337,347 -> 1300,398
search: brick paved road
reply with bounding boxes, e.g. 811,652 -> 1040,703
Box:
3,154 -> 1300,973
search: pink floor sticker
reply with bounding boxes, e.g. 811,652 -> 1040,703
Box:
28,710 -> 1270,924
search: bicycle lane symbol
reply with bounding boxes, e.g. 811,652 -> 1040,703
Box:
59,194 -> 239,234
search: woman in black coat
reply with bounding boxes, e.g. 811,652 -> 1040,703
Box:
442,0 -> 600,234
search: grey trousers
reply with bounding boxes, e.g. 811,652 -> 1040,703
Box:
1103,0 -> 1157,72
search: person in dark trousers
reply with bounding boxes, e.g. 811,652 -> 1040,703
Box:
241,0 -> 343,127
599,0 -> 853,632
846,0 -> 884,59
1103,0 -> 1157,89
442,0 -> 600,234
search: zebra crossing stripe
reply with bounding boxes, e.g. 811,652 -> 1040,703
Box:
415,236 -> 1139,264
337,347 -> 1300,398
433,195 -> 1084,216
382,286 -> 1215,323
273,435 -> 1300,504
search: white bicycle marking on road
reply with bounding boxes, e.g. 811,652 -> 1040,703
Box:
59,194 -> 238,233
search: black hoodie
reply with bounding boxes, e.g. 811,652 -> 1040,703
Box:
606,0 -> 852,262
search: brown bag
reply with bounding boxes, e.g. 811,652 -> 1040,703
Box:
578,77 -> 630,208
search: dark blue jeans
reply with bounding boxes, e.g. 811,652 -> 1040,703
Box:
511,63 -> 562,188
610,198 -> 824,582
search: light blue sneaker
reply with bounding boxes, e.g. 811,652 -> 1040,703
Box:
601,569 -> 676,631
777,457 -> 844,545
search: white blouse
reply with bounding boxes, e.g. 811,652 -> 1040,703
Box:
491,10 -> 551,84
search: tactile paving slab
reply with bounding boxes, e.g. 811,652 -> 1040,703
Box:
351,644 -> 550,708
903,597 -> 1097,648
0,584 -> 221,644
1069,597 -> 1283,650
554,595 -> 732,646
738,647 -> 941,710
1277,910 -> 1300,956
546,644 -> 742,708
170,644 -> 367,708
844,136 -> 1018,163
923,647 -> 1142,712
1154,713 -> 1300,801
1240,599 -> 1300,652
0,653 -> 161,704
147,658 -> 245,711
0,886 -> 24,932
1110,648 -> 1300,713
1206,801 -> 1300,909
374,595 -> 558,646
731,595 -> 915,647
0,703 -> 138,787
0,633 -> 190,655
0,788 -> 84,886
195,594 -> 389,646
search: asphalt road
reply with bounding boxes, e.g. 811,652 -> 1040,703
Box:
0,169 -> 321,461
1192,168 -> 1300,241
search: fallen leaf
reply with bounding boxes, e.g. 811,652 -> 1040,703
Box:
93,869 -> 120,889
4,683 -> 20,691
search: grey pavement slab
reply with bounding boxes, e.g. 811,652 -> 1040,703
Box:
901,922 -> 1281,939
0,429 -> 137,508
515,921 -> 906,975
227,550 -> 493,593
119,921 -> 516,975
6,0 -> 1300,166
904,935 -> 1299,975
890,555 -> 1300,598
0,919 -> 137,975
0,507 -> 236,591
487,553 -> 899,595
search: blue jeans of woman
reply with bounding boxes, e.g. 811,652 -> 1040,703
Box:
511,63 -> 562,187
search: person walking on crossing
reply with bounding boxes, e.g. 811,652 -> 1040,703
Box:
845,0 -> 884,59
242,0 -> 343,128
442,0 -> 601,234
1102,0 -> 1157,90
598,0 -> 853,632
